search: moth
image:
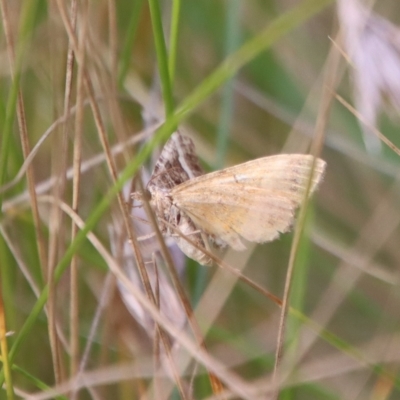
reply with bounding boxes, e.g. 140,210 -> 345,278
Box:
142,132 -> 326,266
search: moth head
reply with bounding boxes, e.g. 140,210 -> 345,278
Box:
142,185 -> 171,221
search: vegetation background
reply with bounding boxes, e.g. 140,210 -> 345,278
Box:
1,0 -> 400,399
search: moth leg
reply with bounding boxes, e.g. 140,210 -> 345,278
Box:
171,229 -> 203,238
200,231 -> 212,252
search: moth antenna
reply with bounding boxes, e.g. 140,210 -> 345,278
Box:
137,232 -> 157,242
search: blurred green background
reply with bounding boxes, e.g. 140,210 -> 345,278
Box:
1,0 -> 400,399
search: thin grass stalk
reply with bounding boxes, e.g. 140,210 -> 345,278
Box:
335,95 -> 400,157
168,0 -> 181,85
192,1 -> 242,328
45,155 -> 65,376
103,0 -> 133,165
69,0 -> 82,383
152,257 -> 162,400
0,284 -> 14,399
11,365 -> 69,400
46,0 -> 79,384
272,164 -> 321,397
147,0 -> 174,117
216,0 -> 241,170
95,278 -> 118,400
73,273 -> 115,398
0,2 -> 19,395
0,2 -> 20,202
108,0 -> 118,86
0,1 -> 44,396
0,99 -> 10,197
104,0 -> 134,161
46,254 -> 63,385
0,226 -> 40,298
0,70 -> 16,205
272,34 -> 340,395
1,0 -> 48,277
117,0 -> 145,89
281,232 -> 312,394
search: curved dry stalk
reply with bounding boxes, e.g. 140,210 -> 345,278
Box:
68,0 -> 83,386
0,225 -> 40,298
76,272 -> 116,391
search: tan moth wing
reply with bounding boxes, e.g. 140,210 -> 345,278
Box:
171,155 -> 326,250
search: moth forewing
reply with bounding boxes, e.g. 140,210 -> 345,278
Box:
171,155 -> 326,250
